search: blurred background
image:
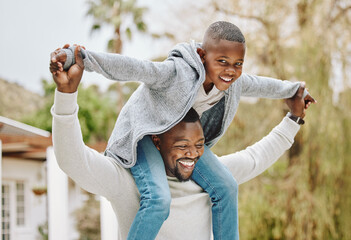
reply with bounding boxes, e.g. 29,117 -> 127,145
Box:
0,0 -> 350,239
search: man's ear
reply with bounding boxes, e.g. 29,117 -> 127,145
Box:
196,48 -> 206,64
151,135 -> 161,151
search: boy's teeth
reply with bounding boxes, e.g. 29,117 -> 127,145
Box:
220,76 -> 232,82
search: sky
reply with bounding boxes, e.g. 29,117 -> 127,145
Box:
0,0 -> 169,94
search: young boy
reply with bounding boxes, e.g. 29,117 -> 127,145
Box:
50,21 -> 315,240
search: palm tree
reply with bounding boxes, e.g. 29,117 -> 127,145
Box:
86,0 -> 148,111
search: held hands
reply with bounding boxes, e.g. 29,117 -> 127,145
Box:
302,84 -> 316,110
50,45 -> 84,93
286,82 -> 314,118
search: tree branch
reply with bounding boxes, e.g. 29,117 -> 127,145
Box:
211,0 -> 269,27
330,5 -> 351,24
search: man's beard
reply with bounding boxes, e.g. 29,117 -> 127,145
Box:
174,164 -> 192,182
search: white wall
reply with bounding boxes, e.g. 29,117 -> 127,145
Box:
101,196 -> 118,240
47,147 -> 69,240
0,140 -> 2,238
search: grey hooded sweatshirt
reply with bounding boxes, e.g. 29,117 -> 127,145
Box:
63,41 -> 301,168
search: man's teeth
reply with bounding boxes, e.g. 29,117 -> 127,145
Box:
179,160 -> 194,167
220,76 -> 233,82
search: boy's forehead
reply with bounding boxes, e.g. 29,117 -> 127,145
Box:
205,39 -> 246,56
205,38 -> 245,49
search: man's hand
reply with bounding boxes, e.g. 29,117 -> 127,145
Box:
51,45 -> 84,93
286,82 -> 308,118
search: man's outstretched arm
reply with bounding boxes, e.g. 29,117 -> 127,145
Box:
51,46 -> 134,198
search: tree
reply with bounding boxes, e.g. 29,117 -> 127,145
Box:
210,0 -> 351,239
86,0 -> 147,54
86,0 -> 148,112
74,192 -> 101,240
23,79 -> 118,144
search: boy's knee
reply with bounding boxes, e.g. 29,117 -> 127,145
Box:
150,197 -> 171,220
219,177 -> 238,200
141,192 -> 171,216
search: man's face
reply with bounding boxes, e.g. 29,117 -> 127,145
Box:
152,121 -> 205,182
198,39 -> 246,93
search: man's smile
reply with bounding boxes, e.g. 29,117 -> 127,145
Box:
177,158 -> 198,172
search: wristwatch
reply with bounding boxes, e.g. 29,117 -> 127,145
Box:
286,112 -> 305,125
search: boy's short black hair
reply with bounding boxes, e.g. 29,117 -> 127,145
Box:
181,108 -> 200,123
204,21 -> 245,44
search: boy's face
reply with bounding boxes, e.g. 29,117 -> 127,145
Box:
198,39 -> 246,93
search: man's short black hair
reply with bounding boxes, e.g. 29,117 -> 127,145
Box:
181,108 -> 200,123
204,21 -> 245,44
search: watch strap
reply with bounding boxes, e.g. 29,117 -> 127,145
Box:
286,112 -> 305,125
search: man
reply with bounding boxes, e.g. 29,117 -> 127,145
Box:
51,46 -> 308,239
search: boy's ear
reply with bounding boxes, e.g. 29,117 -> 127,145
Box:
196,48 -> 206,64
151,135 -> 161,151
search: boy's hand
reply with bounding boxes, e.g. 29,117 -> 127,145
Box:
51,46 -> 84,93
286,82 -> 308,118
302,85 -> 317,109
50,44 -> 70,75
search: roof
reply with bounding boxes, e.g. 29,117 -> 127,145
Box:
0,116 -> 107,160
0,116 -> 50,137
0,116 -> 52,161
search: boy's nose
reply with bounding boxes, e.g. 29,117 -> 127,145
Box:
225,66 -> 236,74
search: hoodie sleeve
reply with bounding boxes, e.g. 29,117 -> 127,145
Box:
219,117 -> 300,185
62,47 -> 177,90
240,73 -> 302,98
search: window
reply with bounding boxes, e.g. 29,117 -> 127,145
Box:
1,181 -> 27,240
16,182 -> 25,226
2,184 -> 11,240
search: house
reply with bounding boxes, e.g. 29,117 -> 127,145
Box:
0,116 -> 117,240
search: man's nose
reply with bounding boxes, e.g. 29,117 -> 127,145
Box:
185,146 -> 199,158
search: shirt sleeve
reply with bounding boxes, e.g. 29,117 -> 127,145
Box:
51,89 -> 132,199
240,73 -> 301,99
219,117 -> 300,185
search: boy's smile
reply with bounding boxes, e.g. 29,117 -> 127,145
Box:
197,39 -> 246,94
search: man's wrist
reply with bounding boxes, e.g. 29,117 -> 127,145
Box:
286,112 -> 305,125
54,89 -> 78,115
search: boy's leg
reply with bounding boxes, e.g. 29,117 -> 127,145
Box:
128,136 -> 171,240
191,145 -> 239,240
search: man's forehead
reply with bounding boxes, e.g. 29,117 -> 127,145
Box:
164,121 -> 204,140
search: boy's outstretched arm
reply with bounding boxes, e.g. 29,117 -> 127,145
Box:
240,73 -> 317,108
49,44 -> 177,89
220,80 -> 309,184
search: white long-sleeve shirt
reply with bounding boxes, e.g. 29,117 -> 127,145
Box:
51,90 -> 300,240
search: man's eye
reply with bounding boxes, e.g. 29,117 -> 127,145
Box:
175,145 -> 187,149
235,62 -> 243,66
196,144 -> 204,149
218,60 -> 227,64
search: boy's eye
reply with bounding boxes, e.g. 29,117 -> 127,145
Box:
235,62 -> 243,66
218,60 -> 227,64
